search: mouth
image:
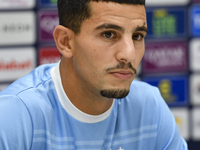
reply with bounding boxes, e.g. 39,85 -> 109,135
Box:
106,62 -> 137,80
109,70 -> 134,80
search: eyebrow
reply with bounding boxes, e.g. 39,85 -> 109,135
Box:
95,23 -> 125,33
95,23 -> 148,34
135,26 -> 149,34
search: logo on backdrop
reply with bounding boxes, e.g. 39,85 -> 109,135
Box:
145,47 -> 184,67
158,79 -> 177,103
143,75 -> 188,106
0,47 -> 36,81
38,10 -> 58,43
39,47 -> 61,65
143,41 -> 187,73
0,0 -> 35,9
2,24 -> 32,33
0,60 -> 32,70
146,7 -> 186,39
0,11 -> 36,46
152,9 -> 176,36
40,16 -> 58,34
170,108 -> 189,140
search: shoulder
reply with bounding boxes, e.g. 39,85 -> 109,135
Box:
0,95 -> 31,115
0,95 -> 32,124
0,63 -> 58,121
126,81 -> 187,149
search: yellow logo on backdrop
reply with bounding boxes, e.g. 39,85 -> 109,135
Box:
153,9 -> 168,18
175,117 -> 183,126
158,79 -> 177,103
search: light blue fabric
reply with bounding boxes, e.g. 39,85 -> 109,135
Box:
0,63 -> 188,150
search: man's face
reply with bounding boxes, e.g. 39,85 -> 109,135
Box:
71,1 -> 147,99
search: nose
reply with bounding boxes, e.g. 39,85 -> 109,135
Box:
116,37 -> 135,63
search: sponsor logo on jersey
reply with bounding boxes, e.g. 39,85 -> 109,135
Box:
0,47 -> 36,81
146,7 -> 187,39
38,10 -> 58,43
143,75 -> 189,106
39,47 -> 61,65
0,0 -> 35,9
143,41 -> 187,73
0,11 -> 36,46
189,38 -> 200,72
170,108 -> 189,140
190,5 -> 200,36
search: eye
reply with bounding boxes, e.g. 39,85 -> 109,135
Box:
132,34 -> 144,41
103,31 -> 116,39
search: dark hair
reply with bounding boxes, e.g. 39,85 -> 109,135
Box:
57,0 -> 145,34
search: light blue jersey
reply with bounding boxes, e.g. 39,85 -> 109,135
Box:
0,62 -> 187,150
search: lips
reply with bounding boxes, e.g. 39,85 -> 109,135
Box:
110,70 -> 133,80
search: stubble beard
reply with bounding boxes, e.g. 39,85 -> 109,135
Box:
99,62 -> 136,99
100,89 -> 130,99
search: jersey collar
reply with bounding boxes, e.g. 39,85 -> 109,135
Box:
50,61 -> 115,123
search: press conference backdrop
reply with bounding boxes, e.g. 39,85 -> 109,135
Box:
0,0 -> 200,149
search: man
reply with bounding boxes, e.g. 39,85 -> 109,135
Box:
0,0 -> 188,149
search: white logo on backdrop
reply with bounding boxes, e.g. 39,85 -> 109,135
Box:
40,16 -> 59,33
0,0 -> 35,9
0,11 -> 36,46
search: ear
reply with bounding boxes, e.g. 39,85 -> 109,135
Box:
53,25 -> 74,58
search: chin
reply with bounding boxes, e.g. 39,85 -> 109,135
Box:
100,89 -> 130,99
